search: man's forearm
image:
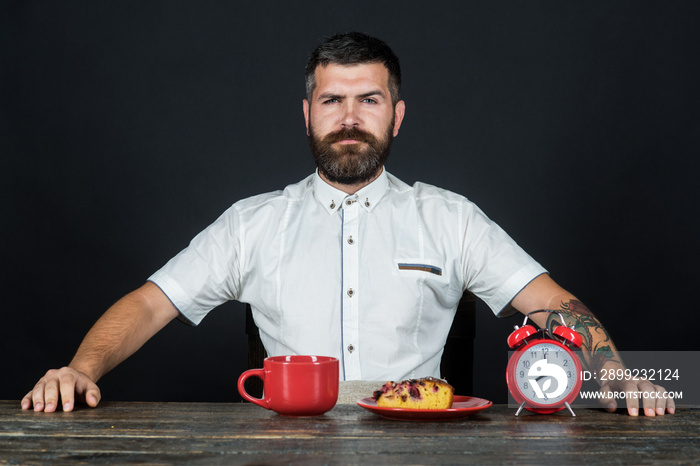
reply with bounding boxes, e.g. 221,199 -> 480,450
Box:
69,282 -> 178,382
512,275 -> 624,380
545,298 -> 624,379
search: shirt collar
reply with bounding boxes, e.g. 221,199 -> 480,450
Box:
313,168 -> 389,214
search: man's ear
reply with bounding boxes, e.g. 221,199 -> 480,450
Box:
393,100 -> 406,137
302,99 -> 310,136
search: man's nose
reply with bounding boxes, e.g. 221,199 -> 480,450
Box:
341,102 -> 360,127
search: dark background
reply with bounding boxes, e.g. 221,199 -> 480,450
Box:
2,1 -> 698,404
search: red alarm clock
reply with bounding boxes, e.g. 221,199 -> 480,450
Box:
506,310 -> 583,416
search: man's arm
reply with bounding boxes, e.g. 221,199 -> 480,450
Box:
21,281 -> 179,412
511,273 -> 674,416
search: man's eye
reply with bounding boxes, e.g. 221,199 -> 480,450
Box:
323,98 -> 339,104
362,98 -> 377,104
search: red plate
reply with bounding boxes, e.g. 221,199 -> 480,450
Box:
357,395 -> 492,421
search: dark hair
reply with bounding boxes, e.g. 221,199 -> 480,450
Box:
305,32 -> 401,105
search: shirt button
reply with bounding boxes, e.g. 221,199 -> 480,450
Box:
347,288 -> 354,297
347,236 -> 354,245
346,200 -> 353,206
347,344 -> 355,353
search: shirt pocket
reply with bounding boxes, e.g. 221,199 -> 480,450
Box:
395,258 -> 463,302
395,257 -> 446,278
397,261 -> 443,276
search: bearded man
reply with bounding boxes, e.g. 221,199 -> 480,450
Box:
22,32 -> 673,417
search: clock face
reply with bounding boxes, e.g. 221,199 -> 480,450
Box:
508,341 -> 582,407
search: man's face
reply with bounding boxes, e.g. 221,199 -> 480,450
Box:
303,63 -> 405,186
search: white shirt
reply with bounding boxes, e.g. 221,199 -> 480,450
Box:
149,169 -> 546,381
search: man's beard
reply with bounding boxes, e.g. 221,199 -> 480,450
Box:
308,121 -> 394,185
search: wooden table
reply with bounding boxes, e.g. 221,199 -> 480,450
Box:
1,400 -> 697,464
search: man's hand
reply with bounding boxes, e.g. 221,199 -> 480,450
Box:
599,378 -> 675,417
22,367 -> 101,412
20,282 -> 178,413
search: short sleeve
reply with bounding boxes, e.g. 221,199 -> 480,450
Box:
459,200 -> 547,316
148,205 -> 243,325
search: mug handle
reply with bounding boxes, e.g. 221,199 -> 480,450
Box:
237,369 -> 269,409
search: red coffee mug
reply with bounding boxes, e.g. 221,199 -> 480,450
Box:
237,355 -> 339,416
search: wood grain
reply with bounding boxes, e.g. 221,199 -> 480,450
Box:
0,401 -> 697,464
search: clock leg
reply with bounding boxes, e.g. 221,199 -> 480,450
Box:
565,401 -> 576,417
515,401 -> 527,416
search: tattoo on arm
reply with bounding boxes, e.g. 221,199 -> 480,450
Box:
545,299 -> 621,374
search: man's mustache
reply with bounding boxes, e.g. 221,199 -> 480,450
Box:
322,127 -> 378,144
